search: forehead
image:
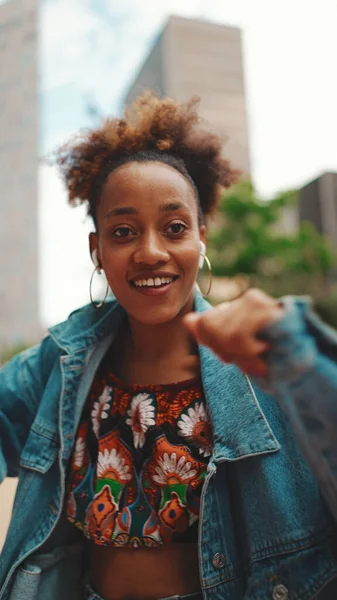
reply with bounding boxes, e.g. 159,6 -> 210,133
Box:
99,161 -> 197,215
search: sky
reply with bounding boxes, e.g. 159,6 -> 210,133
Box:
25,0 -> 337,326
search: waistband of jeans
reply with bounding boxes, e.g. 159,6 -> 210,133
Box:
84,581 -> 202,600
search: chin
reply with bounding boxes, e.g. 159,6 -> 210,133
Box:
114,286 -> 195,326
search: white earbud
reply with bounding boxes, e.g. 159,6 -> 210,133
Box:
199,240 -> 206,269
91,249 -> 100,269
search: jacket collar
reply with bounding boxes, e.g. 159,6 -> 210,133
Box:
48,298 -> 125,354
49,291 -> 280,460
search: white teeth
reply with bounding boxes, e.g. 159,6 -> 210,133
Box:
133,276 -> 175,288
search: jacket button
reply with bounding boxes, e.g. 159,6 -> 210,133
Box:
272,584 -> 289,600
212,552 -> 226,569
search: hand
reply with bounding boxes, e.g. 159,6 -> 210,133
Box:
184,289 -> 285,377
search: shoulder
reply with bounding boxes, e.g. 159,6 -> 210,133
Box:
266,296 -> 337,346
0,335 -> 61,408
51,297 -> 120,331
48,297 -> 123,353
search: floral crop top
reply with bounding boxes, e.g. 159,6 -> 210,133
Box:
65,349 -> 213,548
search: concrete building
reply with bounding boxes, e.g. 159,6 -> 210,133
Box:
0,0 -> 40,349
299,172 -> 337,279
272,173 -> 337,248
299,172 -> 337,246
124,16 -> 250,175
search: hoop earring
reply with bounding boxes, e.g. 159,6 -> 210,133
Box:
199,254 -> 213,297
89,266 -> 109,308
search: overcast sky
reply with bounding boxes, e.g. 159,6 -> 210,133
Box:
33,0 -> 337,326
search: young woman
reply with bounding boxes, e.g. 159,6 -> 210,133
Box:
1,94 -> 337,600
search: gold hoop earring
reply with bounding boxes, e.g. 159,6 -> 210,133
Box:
89,266 -> 109,308
199,254 -> 213,297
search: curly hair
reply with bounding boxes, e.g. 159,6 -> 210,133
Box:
56,92 -> 240,226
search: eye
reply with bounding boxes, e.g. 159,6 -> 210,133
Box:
112,226 -> 136,238
166,221 -> 188,236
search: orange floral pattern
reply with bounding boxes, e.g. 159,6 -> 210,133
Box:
65,350 -> 213,547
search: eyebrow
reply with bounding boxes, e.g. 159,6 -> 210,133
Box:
105,207 -> 138,219
159,202 -> 185,213
105,201 -> 186,219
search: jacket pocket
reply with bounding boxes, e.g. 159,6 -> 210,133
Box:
20,428 -> 59,474
8,541 -> 84,600
8,563 -> 41,600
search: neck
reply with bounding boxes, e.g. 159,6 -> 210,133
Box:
125,299 -> 198,365
127,318 -> 197,364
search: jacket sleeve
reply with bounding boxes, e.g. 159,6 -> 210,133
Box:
0,336 -> 58,482
255,297 -> 337,519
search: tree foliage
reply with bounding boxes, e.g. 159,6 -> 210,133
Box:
208,181 -> 336,279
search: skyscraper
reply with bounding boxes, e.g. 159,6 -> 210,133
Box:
124,16 -> 250,175
0,0 -> 39,348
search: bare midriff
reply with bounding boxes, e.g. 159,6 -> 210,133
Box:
89,542 -> 200,600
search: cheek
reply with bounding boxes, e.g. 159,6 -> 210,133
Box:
104,261 -> 125,286
100,238 -> 127,265
176,245 -> 200,278
99,248 -> 127,289
182,240 -> 200,262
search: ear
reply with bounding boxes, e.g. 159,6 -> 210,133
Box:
199,224 -> 206,245
89,232 -> 100,268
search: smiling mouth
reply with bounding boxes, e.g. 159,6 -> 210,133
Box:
130,275 -> 179,289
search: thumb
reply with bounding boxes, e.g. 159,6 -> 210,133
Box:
183,312 -> 202,339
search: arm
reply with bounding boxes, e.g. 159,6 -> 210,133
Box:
0,336 -> 57,481
255,298 -> 337,517
184,291 -> 337,517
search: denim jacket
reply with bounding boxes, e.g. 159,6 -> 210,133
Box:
1,293 -> 337,600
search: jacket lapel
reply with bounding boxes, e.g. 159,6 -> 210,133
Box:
194,292 -> 280,461
199,344 -> 280,461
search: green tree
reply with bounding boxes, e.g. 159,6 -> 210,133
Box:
208,181 -> 335,283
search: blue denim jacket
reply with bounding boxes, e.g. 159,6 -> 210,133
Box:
1,293 -> 337,600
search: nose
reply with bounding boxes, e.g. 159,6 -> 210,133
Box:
133,232 -> 170,265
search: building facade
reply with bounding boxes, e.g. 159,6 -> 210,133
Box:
299,172 -> 337,245
124,16 -> 250,176
0,0 -> 39,349
299,172 -> 337,278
